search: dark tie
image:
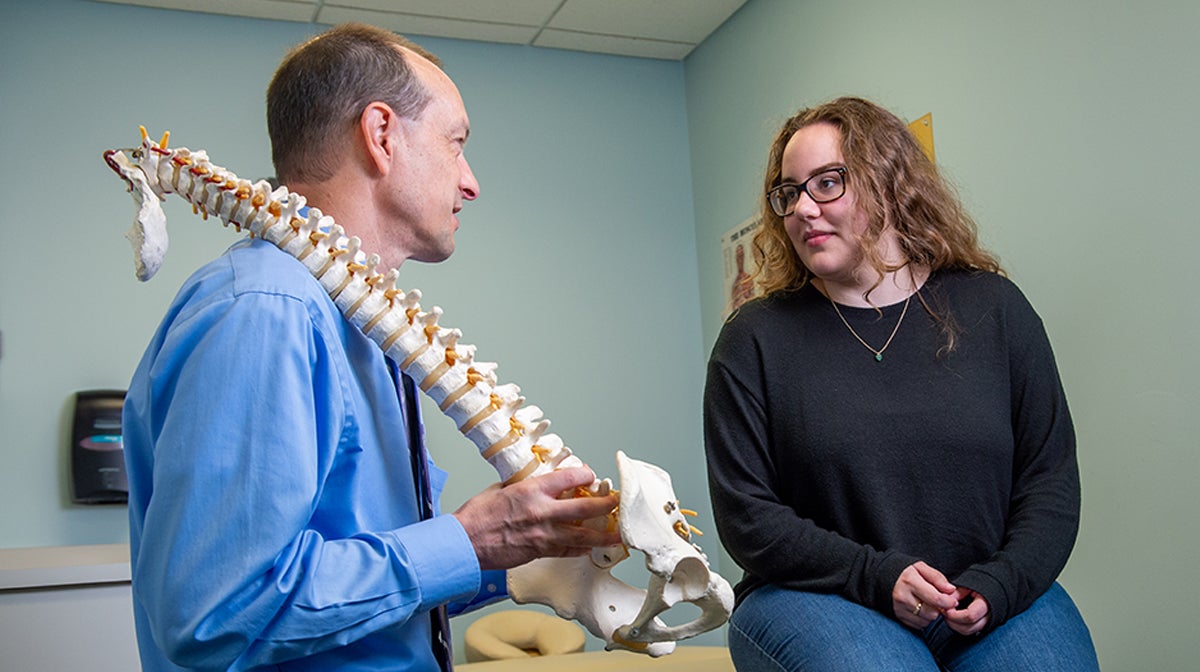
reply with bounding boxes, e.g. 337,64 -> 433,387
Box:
390,359 -> 455,672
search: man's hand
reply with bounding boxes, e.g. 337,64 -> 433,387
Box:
453,466 -> 622,570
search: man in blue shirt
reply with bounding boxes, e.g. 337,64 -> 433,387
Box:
122,24 -> 620,671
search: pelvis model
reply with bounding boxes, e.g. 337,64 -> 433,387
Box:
104,129 -> 732,656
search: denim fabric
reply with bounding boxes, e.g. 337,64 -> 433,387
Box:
728,583 -> 1098,672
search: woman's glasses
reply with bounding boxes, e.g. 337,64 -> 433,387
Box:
766,167 -> 847,217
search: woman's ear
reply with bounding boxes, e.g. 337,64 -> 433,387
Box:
360,101 -> 397,176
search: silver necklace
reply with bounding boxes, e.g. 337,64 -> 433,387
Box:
829,294 -> 911,362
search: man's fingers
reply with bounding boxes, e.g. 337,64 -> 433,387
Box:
555,522 -> 622,549
553,493 -> 619,520
528,466 -> 597,494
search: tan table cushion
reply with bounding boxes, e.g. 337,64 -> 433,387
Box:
459,645 -> 734,671
464,610 -> 587,662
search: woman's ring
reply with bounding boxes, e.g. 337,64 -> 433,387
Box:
912,601 -> 923,616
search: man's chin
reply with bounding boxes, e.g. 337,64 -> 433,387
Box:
411,241 -> 455,265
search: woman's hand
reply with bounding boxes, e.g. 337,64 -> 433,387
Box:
892,561 -> 958,628
942,588 -> 990,636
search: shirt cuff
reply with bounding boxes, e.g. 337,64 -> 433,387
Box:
478,570 -> 508,602
394,513 -> 482,612
450,570 -> 509,616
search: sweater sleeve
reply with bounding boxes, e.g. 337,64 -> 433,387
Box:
952,287 -> 1081,632
704,314 -> 917,612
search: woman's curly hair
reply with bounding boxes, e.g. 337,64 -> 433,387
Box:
749,97 -> 1003,352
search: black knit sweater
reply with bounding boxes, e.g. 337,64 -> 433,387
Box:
703,270 -> 1080,632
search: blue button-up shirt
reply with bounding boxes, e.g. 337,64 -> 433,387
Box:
124,238 -> 505,671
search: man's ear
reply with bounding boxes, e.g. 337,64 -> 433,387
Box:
360,101 -> 398,176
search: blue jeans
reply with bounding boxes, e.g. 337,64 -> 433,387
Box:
727,582 -> 1099,671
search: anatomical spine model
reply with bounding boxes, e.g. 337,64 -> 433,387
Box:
104,129 -> 733,656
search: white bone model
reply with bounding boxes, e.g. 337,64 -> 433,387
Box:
104,129 -> 733,656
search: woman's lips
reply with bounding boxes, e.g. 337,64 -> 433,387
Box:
803,230 -> 834,246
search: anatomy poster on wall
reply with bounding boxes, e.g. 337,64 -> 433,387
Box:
720,215 -> 762,318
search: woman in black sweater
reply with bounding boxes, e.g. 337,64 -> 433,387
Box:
704,97 -> 1098,671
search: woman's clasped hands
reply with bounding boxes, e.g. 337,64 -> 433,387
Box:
893,561 -> 990,635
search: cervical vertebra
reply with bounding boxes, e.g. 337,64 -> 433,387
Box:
104,129 -> 732,655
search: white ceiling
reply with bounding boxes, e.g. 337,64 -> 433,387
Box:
94,0 -> 748,60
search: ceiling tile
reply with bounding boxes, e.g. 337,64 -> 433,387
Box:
549,0 -> 748,43
317,6 -> 539,45
325,0 -> 561,26
534,29 -> 694,60
92,0 -> 317,23
91,0 -> 745,60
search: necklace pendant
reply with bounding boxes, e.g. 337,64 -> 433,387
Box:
828,293 -> 912,364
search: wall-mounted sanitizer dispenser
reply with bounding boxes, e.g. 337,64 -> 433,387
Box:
71,389 -> 128,504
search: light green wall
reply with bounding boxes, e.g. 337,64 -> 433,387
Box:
0,0 -> 720,652
0,0 -> 708,573
686,0 -> 1200,669
4,0 -> 1196,666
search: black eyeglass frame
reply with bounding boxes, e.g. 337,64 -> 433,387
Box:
766,166 -> 848,217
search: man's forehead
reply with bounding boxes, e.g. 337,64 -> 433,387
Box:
397,45 -> 441,77
393,44 -> 470,134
